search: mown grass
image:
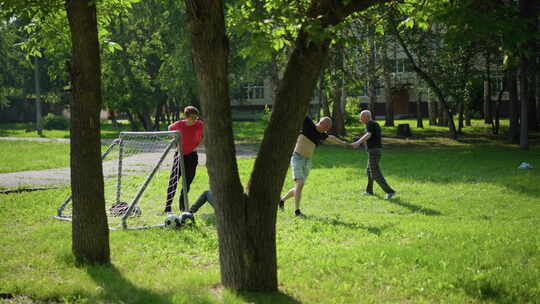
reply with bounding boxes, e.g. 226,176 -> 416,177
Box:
2,119 -> 537,174
0,141 -> 70,173
0,122 -> 133,139
1,142 -> 539,303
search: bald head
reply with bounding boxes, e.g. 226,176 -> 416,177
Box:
359,110 -> 372,124
316,116 -> 332,132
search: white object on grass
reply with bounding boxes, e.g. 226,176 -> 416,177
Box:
518,162 -> 533,169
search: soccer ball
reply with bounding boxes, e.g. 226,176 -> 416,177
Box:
164,214 -> 182,229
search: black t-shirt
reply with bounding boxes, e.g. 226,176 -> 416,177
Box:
301,117 -> 328,146
365,120 -> 382,149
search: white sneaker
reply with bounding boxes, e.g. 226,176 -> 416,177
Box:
385,192 -> 396,200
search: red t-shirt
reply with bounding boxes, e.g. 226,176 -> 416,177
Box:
169,120 -> 204,155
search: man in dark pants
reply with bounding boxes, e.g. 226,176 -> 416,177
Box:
351,110 -> 396,200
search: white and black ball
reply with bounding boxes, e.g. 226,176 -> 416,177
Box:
164,214 -> 182,229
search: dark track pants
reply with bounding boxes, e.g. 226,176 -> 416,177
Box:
165,151 -> 198,211
365,149 -> 394,194
189,190 -> 215,214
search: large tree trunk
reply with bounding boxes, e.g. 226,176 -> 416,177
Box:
184,0 -> 391,291
66,0 -> 110,265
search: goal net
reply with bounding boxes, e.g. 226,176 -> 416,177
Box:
55,131 -> 190,230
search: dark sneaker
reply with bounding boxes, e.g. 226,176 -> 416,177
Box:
362,191 -> 374,196
385,192 -> 396,200
278,200 -> 285,210
295,209 -> 306,218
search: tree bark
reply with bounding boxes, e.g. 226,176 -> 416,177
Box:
458,102 -> 464,133
66,0 -> 110,265
331,47 -> 346,135
428,90 -> 438,125
483,54 -> 493,124
34,56 -> 43,136
508,67 -> 520,143
519,0 -> 534,149
367,23 -> 377,115
416,91 -> 424,128
381,41 -> 394,127
319,74 -> 331,118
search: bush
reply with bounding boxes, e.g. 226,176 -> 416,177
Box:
261,104 -> 272,123
43,113 -> 69,130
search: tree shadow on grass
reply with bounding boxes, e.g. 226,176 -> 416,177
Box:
457,277 -> 530,304
234,290 -> 301,304
86,264 -> 172,304
306,215 -> 396,236
385,197 -> 442,216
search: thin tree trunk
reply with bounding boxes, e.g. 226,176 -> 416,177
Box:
465,86 -> 472,127
484,53 -> 493,124
458,102 -> 464,133
126,110 -> 139,131
319,74 -> 331,118
508,67 -> 520,143
331,46 -> 346,135
428,90 -> 438,125
66,0 -> 110,265
416,91 -> 424,128
34,56 -> 43,136
391,18 -> 457,138
368,23 -> 377,115
381,38 -> 394,127
519,0 -> 533,149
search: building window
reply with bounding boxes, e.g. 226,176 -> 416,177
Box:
243,82 -> 265,100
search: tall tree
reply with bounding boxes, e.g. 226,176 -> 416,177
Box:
184,0 -> 392,291
66,0 -> 110,264
518,0 -> 537,149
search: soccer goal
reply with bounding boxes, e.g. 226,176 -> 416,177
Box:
55,131 -> 190,230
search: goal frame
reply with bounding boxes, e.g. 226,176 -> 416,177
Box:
54,130 -> 190,230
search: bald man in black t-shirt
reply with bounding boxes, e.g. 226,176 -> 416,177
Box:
351,110 -> 396,200
280,116 -> 349,217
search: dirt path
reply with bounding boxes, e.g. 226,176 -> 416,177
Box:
0,137 -> 257,191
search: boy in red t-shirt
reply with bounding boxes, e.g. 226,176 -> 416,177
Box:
164,106 -> 204,213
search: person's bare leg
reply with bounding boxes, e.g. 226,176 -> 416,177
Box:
281,187 -> 296,202
294,179 -> 305,211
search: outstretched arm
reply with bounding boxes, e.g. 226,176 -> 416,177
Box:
351,132 -> 371,149
326,135 -> 350,147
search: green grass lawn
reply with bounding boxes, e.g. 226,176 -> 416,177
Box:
0,122 -> 134,139
0,141 -> 70,173
1,142 -> 539,303
1,119 -> 537,174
